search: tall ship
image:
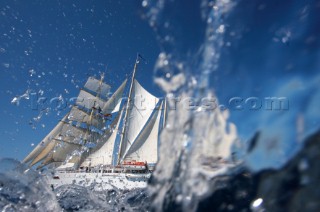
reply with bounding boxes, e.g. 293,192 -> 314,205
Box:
23,56 -> 167,190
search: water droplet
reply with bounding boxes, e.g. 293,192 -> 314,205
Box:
298,158 -> 309,171
142,0 -> 148,7
252,198 -> 263,208
11,97 -> 19,105
29,69 -> 36,76
176,194 -> 183,203
19,193 -> 26,199
217,25 -> 225,33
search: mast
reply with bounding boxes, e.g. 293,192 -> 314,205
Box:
89,73 -> 104,125
85,73 -> 104,145
116,55 -> 140,165
23,75 -> 110,169
74,74 -> 105,168
163,98 -> 167,128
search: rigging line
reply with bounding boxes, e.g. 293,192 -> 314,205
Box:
132,103 -> 143,116
80,88 -> 109,101
53,138 -> 84,146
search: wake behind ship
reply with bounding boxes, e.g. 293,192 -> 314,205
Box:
23,57 -> 167,190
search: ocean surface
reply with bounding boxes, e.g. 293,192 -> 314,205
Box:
1,0 -> 320,211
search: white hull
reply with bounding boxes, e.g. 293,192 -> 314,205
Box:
47,171 -> 150,191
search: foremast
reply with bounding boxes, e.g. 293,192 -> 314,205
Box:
73,74 -> 106,168
23,74 -> 110,169
85,73 -> 104,145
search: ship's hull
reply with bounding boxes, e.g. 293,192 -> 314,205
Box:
47,171 -> 150,190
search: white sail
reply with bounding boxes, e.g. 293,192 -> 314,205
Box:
50,141 -> 82,162
81,110 -> 123,167
84,77 -> 110,98
76,89 -> 106,111
30,140 -> 58,166
68,107 -> 104,129
102,79 -> 127,114
23,115 -> 67,164
119,80 -> 159,160
36,141 -> 81,166
23,75 -> 109,168
123,101 -> 163,164
112,100 -> 121,114
58,122 -> 88,143
29,121 -> 86,166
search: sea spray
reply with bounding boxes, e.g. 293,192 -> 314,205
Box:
0,158 -> 60,211
144,0 -> 239,211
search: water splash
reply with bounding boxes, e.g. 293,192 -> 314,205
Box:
145,0 -> 239,210
55,186 -> 149,211
0,158 -> 60,211
0,158 -> 150,211
11,89 -> 32,106
144,0 -> 320,210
